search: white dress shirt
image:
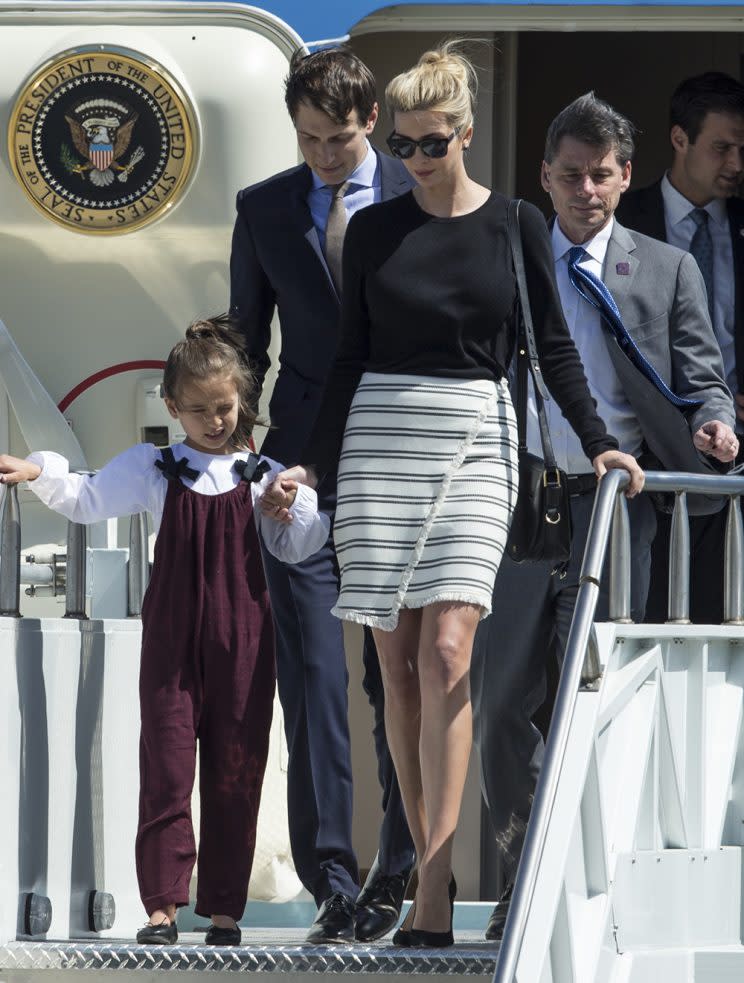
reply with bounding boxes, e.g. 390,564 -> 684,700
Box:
526,218 -> 644,473
661,173 -> 736,397
308,141 -> 381,249
27,444 -> 329,565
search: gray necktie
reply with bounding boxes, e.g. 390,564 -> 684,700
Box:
324,181 -> 349,292
689,207 -> 715,322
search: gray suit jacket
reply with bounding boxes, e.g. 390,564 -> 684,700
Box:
600,219 -> 734,441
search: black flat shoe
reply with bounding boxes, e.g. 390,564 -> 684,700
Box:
355,858 -> 412,942
205,924 -> 241,946
136,920 -> 178,945
306,892 -> 355,945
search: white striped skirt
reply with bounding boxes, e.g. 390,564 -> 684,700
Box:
331,372 -> 519,631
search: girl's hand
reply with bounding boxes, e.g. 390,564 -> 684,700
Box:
0,455 -> 41,485
591,450 -> 645,498
259,463 -> 318,524
260,479 -> 299,524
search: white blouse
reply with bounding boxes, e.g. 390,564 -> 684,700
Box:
27,443 -> 329,566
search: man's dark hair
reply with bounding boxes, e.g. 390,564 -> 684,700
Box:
544,92 -> 635,165
284,47 -> 376,126
670,72 -> 744,142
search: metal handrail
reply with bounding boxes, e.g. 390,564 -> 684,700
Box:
493,469 -> 744,983
127,512 -> 149,617
0,483 -> 21,616
0,483 -> 150,617
64,520 -> 87,618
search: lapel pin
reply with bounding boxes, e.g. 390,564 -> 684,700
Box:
616,262 -> 630,275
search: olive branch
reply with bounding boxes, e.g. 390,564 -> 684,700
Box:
60,142 -> 83,175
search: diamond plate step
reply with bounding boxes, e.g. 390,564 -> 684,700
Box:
0,932 -> 500,978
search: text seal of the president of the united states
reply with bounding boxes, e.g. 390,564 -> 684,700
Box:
9,47 -> 197,234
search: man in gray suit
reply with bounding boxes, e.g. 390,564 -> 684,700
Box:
471,92 -> 738,941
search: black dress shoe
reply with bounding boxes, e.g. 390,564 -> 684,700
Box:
306,893 -> 356,945
485,882 -> 513,942
136,920 -> 178,945
355,862 -> 411,942
205,924 -> 241,946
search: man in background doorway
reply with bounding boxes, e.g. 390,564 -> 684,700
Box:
617,71 -> 744,624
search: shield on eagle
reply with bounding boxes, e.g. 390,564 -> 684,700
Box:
90,143 -> 114,172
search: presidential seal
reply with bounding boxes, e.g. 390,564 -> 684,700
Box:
8,47 -> 197,234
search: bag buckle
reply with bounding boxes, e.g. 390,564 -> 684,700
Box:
543,468 -> 562,488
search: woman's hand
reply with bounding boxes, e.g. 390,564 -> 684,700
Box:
591,450 -> 645,498
269,464 -> 318,490
0,455 -> 41,485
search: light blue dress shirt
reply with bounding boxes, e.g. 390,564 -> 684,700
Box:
526,218 -> 644,474
661,173 -> 736,398
308,141 -> 381,249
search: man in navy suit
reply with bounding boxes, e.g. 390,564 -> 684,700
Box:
617,71 -> 744,624
229,48 -> 415,944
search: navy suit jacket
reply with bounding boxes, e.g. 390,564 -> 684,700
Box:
229,150 -> 414,464
616,180 -> 744,393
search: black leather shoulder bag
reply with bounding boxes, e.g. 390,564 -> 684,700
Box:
505,198 -> 573,574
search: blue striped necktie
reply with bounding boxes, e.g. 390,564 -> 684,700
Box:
689,208 -> 715,322
567,246 -> 702,410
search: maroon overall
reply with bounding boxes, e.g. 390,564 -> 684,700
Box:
136,450 -> 275,920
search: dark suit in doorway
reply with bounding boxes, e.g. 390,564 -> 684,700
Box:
617,182 -> 744,623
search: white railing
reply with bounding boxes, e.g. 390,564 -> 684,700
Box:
0,483 -> 149,617
495,471 -> 744,983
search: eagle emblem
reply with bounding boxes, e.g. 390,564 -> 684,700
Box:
63,99 -> 145,187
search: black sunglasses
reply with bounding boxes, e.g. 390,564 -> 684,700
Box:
386,129 -> 459,160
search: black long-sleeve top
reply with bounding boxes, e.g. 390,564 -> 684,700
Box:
305,191 -> 618,473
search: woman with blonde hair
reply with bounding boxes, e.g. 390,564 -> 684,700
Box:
264,41 -> 642,946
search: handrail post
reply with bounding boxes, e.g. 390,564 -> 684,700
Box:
64,520 -> 87,619
580,631 -> 602,690
493,470 -> 626,983
724,495 -> 744,625
667,491 -> 690,624
609,493 -> 632,623
0,483 -> 21,617
127,512 -> 149,617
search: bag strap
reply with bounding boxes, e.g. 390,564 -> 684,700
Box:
507,198 -> 559,474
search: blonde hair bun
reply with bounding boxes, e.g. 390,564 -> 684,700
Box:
385,41 -> 478,132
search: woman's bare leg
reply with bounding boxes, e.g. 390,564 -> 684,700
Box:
414,602 -> 481,932
372,610 -> 427,863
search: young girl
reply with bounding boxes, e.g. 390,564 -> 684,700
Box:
0,316 -> 328,947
